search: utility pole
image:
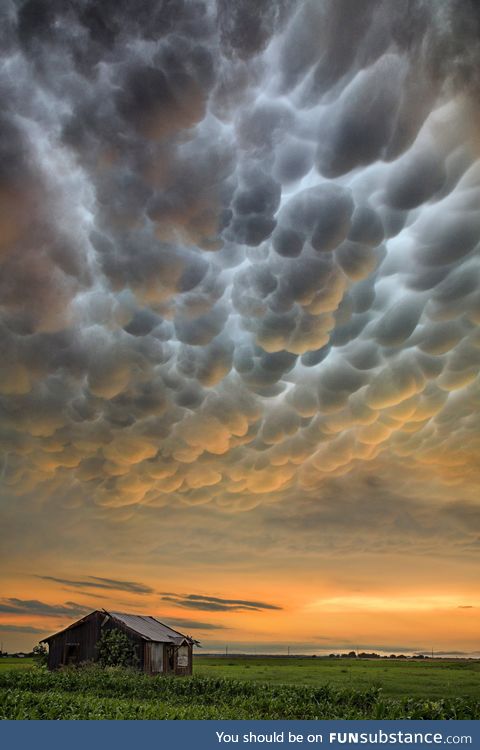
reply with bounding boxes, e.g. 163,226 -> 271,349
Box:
287,645 -> 290,657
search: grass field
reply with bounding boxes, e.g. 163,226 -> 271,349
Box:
0,658 -> 34,671
194,656 -> 480,699
0,657 -> 479,719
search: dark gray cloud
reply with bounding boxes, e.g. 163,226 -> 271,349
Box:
0,624 -> 46,634
37,575 -> 154,594
162,618 -> 228,631
161,593 -> 282,612
0,599 -> 87,618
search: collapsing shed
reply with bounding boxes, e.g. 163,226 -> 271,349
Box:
41,610 -> 196,675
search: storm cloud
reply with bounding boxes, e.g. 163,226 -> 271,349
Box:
0,0 -> 480,520
0,0 -> 479,629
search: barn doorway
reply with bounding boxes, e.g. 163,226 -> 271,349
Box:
145,643 -> 163,674
165,645 -> 175,673
63,643 -> 80,665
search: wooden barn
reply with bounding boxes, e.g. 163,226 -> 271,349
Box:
41,610 -> 196,675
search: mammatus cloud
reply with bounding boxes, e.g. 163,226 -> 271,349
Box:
161,593 -> 282,612
0,2 -> 479,560
0,598 -> 87,618
37,575 -> 154,594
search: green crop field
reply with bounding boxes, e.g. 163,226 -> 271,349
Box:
0,658 -> 479,719
0,658 -> 34,671
194,656 -> 480,699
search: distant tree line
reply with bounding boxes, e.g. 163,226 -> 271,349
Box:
328,652 -> 431,659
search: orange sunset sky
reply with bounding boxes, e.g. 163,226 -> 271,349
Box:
1,0 -> 479,656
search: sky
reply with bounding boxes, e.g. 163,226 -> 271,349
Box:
0,0 -> 479,656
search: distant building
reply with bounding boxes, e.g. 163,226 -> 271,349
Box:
41,610 -> 196,675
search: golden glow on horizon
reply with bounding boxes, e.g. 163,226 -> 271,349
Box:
1,567 -> 479,654
305,595 -> 478,613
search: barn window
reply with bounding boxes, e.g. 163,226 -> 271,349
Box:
177,645 -> 189,667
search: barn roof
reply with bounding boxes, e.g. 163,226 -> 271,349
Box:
108,611 -> 189,644
41,609 -> 195,645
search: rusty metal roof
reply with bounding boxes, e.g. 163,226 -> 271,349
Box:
41,609 -> 194,644
108,612 -> 190,644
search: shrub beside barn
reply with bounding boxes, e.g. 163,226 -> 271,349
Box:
41,610 -> 196,675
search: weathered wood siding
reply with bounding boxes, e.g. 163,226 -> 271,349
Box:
144,642 -> 163,674
46,611 -> 102,670
46,611 -> 144,671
